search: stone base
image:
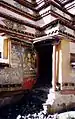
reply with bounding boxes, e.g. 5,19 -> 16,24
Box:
43,88 -> 75,114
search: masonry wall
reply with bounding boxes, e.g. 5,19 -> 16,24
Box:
57,39 -> 75,91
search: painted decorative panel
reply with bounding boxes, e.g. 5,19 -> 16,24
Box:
23,48 -> 37,78
11,43 -> 22,68
22,48 -> 37,89
0,43 -> 23,84
0,41 -> 37,86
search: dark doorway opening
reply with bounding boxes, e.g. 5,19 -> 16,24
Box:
34,41 -> 53,87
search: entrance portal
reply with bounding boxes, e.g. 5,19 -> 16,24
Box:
34,41 -> 53,87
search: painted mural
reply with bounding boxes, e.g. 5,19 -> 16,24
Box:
23,48 -> 36,71
0,41 -> 37,90
22,48 -> 37,89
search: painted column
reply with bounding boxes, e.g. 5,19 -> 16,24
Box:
56,43 -> 62,90
56,45 -> 59,82
61,39 -> 70,90
52,45 -> 56,91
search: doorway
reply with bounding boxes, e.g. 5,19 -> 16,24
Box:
34,41 -> 53,87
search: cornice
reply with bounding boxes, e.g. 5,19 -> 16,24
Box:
50,11 -> 74,29
35,9 -> 73,24
50,10 -> 72,23
0,1 -> 36,21
0,12 -> 41,30
59,31 -> 75,40
14,0 -> 36,12
35,1 -> 50,12
0,1 -> 74,40
0,0 -> 74,22
0,24 -> 35,42
11,38 -> 32,47
35,1 -> 74,17
34,11 -> 74,31
41,18 -> 75,31
62,0 -> 74,6
58,19 -> 75,31
0,11 -> 74,34
0,19 -> 74,43
32,0 -> 44,7
41,19 -> 59,30
51,1 -> 74,17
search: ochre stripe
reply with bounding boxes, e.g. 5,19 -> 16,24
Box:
3,39 -> 8,59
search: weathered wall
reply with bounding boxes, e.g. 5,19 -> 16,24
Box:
61,40 -> 70,84
0,40 -> 37,87
56,39 -> 75,91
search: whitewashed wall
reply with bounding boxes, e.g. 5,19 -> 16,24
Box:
36,14 -> 56,27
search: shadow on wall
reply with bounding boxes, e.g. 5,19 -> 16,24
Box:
35,44 -> 53,87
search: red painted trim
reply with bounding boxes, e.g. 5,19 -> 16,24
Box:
23,77 -> 36,90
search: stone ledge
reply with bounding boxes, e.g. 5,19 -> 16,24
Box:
61,89 -> 75,94
43,90 -> 75,114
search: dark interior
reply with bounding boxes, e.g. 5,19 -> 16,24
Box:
34,40 -> 53,87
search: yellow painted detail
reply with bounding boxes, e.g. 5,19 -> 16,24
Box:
3,39 -> 8,59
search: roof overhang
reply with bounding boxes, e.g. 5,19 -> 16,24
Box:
33,35 -> 53,43
33,34 -> 60,46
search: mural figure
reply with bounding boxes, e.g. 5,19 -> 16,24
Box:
24,49 -> 36,71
